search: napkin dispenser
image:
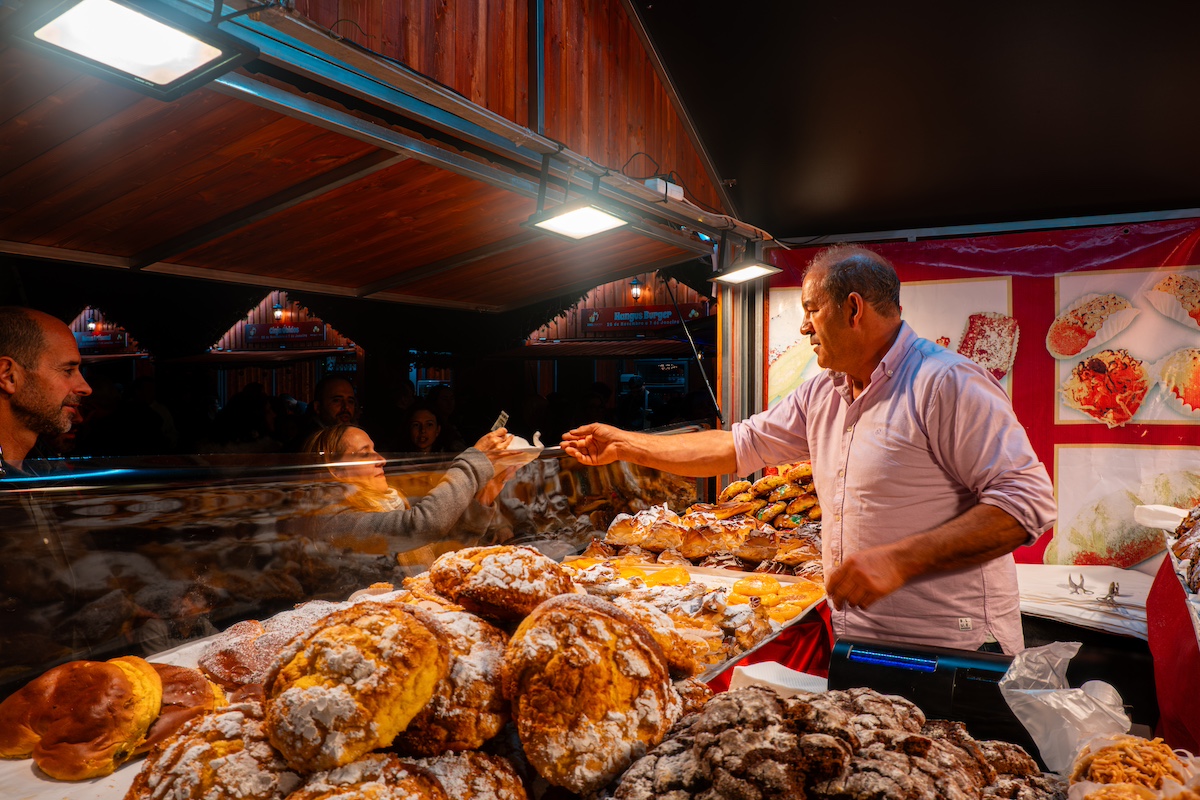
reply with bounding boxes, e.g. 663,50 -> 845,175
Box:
828,638 -> 1038,759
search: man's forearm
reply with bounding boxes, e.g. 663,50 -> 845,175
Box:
619,429 -> 738,476
892,503 -> 1028,581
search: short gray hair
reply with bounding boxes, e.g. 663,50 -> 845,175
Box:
808,245 -> 901,315
0,307 -> 47,369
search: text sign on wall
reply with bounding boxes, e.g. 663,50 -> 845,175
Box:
581,304 -> 708,331
245,321 -> 326,344
74,331 -> 128,350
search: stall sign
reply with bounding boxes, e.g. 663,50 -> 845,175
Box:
582,303 -> 707,331
74,330 -> 127,350
245,320 -> 326,344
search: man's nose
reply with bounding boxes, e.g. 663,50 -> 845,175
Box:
77,376 -> 93,396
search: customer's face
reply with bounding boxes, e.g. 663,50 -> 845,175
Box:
12,319 -> 92,437
317,379 -> 357,426
799,268 -> 853,373
331,427 -> 387,492
409,409 -> 440,452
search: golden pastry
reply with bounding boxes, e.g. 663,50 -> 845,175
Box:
428,545 -> 575,621
283,752 -> 447,800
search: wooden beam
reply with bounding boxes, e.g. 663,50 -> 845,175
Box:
130,151 -> 407,269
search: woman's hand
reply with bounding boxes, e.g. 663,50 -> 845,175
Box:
473,427 -> 514,457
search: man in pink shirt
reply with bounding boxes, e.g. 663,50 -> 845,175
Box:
562,246 -> 1055,654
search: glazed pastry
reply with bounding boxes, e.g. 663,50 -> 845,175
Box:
136,664 -> 226,755
502,594 -> 681,795
428,546 -> 575,621
125,701 -> 301,800
0,655 -> 162,780
265,601 -> 450,772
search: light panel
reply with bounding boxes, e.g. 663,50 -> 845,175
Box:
531,204 -> 627,239
13,0 -> 260,101
710,262 -> 782,284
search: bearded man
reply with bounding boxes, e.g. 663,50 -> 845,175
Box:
0,307 -> 92,476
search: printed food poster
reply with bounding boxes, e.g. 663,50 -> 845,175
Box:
1053,267 -> 1200,426
1050,444 -> 1200,569
767,276 -> 1014,406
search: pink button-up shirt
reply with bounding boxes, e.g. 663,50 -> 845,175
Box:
733,322 -> 1055,653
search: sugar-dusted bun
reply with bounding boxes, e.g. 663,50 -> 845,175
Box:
502,594 -> 681,795
411,751 -> 528,800
198,600 -> 346,690
126,701 -> 300,800
0,655 -> 162,780
135,663 -> 226,755
392,609 -> 510,756
265,601 -> 449,773
283,752 -> 448,800
428,546 -> 574,621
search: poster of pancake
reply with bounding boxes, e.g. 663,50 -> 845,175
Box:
766,276 -> 1014,407
1052,267 -> 1200,427
1049,444 -> 1200,569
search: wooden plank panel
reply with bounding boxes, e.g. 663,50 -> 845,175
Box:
0,46 -> 92,126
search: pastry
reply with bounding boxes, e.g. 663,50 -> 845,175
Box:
958,311 -> 1020,380
136,663 -> 226,755
198,600 -> 346,690
394,572 -> 465,612
1160,347 -> 1200,413
412,751 -> 528,800
282,752 -> 448,800
1046,293 -> 1133,358
1061,349 -> 1150,428
717,480 -> 752,503
265,601 -> 450,772
611,594 -> 709,677
1154,274 -> 1200,326
672,676 -> 715,716
0,655 -> 162,780
502,594 -> 681,795
428,546 -> 575,621
125,701 -> 301,800
392,609 -> 510,756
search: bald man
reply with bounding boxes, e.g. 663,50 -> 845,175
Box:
0,307 -> 92,476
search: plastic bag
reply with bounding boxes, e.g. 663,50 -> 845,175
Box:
998,641 -> 1131,774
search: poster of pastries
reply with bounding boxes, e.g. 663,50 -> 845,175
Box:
1053,268 -> 1200,426
767,276 -> 1014,406
1050,444 -> 1200,570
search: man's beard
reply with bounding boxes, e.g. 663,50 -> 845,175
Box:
13,385 -> 78,437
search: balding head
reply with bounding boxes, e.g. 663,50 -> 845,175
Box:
805,245 -> 901,318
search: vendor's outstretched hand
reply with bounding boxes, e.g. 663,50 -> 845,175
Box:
560,423 -> 625,466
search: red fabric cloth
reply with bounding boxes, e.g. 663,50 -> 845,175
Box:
707,600 -> 834,693
1147,558 -> 1200,752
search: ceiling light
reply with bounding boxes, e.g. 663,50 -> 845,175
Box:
12,0 -> 260,102
710,241 -> 781,284
525,198 -> 628,240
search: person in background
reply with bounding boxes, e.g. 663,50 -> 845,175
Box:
405,401 -> 444,454
0,307 -> 91,475
562,245 -> 1055,655
288,375 -> 358,451
427,384 -> 466,452
286,424 -> 516,572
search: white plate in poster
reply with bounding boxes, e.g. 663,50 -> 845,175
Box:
1045,292 -> 1139,360
1144,282 -> 1200,332
1149,347 -> 1200,419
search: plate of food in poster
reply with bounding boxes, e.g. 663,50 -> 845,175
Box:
1054,268 -> 1200,425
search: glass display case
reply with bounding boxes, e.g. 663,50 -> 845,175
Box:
0,438 -> 702,699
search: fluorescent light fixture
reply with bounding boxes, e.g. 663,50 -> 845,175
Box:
13,0 -> 259,102
709,261 -> 782,285
525,198 -> 628,240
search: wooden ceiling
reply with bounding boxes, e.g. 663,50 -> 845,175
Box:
0,0 -> 759,319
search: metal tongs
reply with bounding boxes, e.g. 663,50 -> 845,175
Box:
1067,574 -> 1093,595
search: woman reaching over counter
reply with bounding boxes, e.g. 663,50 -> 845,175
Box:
281,424 -> 518,573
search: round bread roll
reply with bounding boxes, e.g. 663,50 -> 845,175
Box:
135,663 -> 226,755
0,655 -> 162,781
412,751 -> 528,800
265,601 -> 450,773
428,546 -> 575,621
501,594 -> 681,795
392,609 -> 510,755
126,701 -> 301,800
282,752 -> 448,800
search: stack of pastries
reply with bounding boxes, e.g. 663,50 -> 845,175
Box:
2,542 -> 1061,800
594,461 -> 825,578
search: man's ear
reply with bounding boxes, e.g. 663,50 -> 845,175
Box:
846,292 -> 865,326
0,356 -> 19,397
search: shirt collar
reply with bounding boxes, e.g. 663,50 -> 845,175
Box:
829,321 -> 915,397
